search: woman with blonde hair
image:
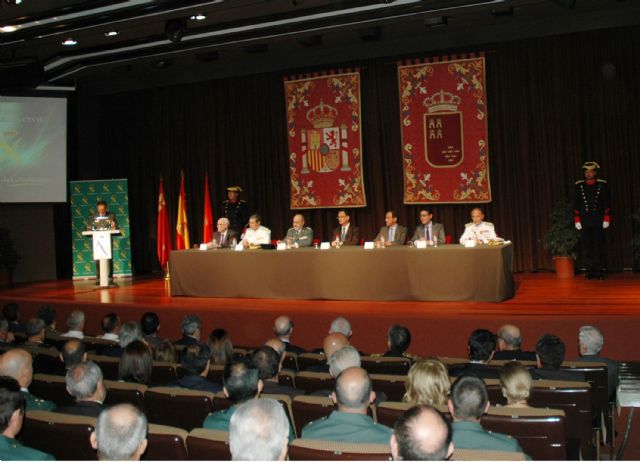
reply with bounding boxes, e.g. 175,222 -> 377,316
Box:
403,359 -> 450,406
499,361 -> 533,407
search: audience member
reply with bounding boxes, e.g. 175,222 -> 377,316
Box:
0,376 -> 54,460
38,305 -> 59,335
56,361 -> 106,417
119,322 -> 143,349
230,398 -> 289,461
208,328 -> 233,366
302,367 -> 392,444
390,404 -> 454,461
61,339 -> 87,370
252,346 -> 302,398
62,310 -> 85,339
170,344 -> 221,392
330,317 -> 353,338
98,313 -> 121,342
176,315 -> 202,346
403,359 -> 450,406
273,316 -> 305,354
493,324 -> 536,361
23,318 -> 56,350
384,324 -> 412,357
499,362 -> 532,408
0,348 -> 55,411
449,329 -> 499,379
0,320 -> 15,347
202,358 -> 263,431
118,340 -> 153,385
140,312 -> 165,348
90,404 -> 148,461
531,334 -> 586,381
152,340 -> 177,363
2,303 -> 25,335
448,375 -> 526,455
577,325 -> 619,400
328,346 -> 361,378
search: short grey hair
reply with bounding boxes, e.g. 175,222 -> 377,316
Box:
66,361 -> 102,400
329,317 -> 351,337
579,325 -> 604,355
230,398 -> 289,461
67,310 -> 85,330
119,322 -> 143,348
217,217 -> 230,226
181,315 -> 202,336
95,404 -> 147,460
328,346 -> 361,377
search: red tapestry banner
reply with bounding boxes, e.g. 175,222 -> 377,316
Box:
284,71 -> 366,209
398,56 -> 491,204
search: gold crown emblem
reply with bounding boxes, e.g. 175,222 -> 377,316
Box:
306,101 -> 338,128
424,90 -> 461,113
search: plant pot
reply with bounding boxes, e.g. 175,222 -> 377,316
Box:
553,256 -> 575,279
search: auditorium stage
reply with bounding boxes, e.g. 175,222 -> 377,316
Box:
1,272 -> 640,361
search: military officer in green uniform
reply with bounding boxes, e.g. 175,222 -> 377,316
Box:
0,349 -> 56,412
282,214 -> 314,247
0,377 -> 55,460
222,186 -> 250,235
302,367 -> 392,444
448,376 -> 528,456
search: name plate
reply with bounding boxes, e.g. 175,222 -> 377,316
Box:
415,240 -> 427,249
234,243 -> 244,251
199,244 -> 208,251
464,240 -> 476,248
320,242 -> 331,250
363,241 -> 375,250
276,242 -> 287,251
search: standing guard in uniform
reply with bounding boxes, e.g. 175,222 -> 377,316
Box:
574,161 -> 610,279
222,186 -> 250,235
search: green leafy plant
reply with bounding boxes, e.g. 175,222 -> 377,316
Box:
632,208 -> 640,271
0,228 -> 20,271
542,199 -> 580,258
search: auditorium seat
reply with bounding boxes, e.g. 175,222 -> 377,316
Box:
278,369 -> 296,389
151,360 -> 178,385
186,428 -> 230,460
103,379 -> 147,411
88,353 -> 120,380
144,423 -> 189,460
144,387 -> 215,431
361,356 -> 412,375
212,391 -> 232,412
293,371 -> 333,394
282,351 -> 299,371
376,401 -> 449,428
288,439 -> 390,460
206,364 -> 225,384
370,373 -> 407,401
292,395 -> 336,437
261,393 -> 296,437
30,373 -> 75,406
83,335 -> 120,355
297,352 -> 326,371
21,410 -> 95,460
452,448 -> 526,461
30,349 -> 66,376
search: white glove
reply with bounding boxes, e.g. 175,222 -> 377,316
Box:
603,221 -> 610,229
575,222 -> 582,230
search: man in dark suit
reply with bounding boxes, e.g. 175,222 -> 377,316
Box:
55,361 -> 105,418
331,209 -> 360,246
383,324 -> 412,358
169,344 -> 222,393
252,346 -> 303,399
209,217 -> 239,249
410,208 -> 446,245
375,210 -> 407,246
493,324 -> 536,361
531,333 -> 586,382
273,316 -> 305,354
577,325 -> 618,400
449,329 -> 500,379
175,315 -> 202,346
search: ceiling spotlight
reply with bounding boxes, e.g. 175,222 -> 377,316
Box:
0,25 -> 18,33
190,14 -> 206,21
61,38 -> 77,46
104,30 -> 119,37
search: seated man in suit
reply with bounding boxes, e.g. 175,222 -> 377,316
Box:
531,333 -> 586,382
56,360 -> 106,417
449,329 -> 500,379
252,346 -> 303,398
383,324 -> 412,358
273,316 -> 305,354
62,309 -> 85,339
140,311 -> 167,349
242,214 -> 271,248
209,217 -> 238,249
493,324 -> 536,361
449,375 -> 527,455
577,325 -> 618,400
0,377 -> 54,460
230,399 -> 290,461
459,207 -> 497,245
169,343 -> 222,393
0,348 -> 56,411
23,318 -> 58,351
302,367 -> 392,444
61,339 -> 87,370
97,313 -> 121,343
175,315 -> 202,346
390,404 -> 454,461
375,210 -> 407,246
91,404 -> 148,461
282,214 -> 313,247
331,209 -> 360,247
410,208 -> 445,245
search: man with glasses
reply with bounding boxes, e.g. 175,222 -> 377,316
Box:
410,208 -> 445,245
332,209 -> 360,247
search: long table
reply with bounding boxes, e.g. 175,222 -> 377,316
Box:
169,243 -> 514,302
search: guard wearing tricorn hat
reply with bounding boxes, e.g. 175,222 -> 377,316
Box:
574,161 -> 610,279
222,186 -> 250,235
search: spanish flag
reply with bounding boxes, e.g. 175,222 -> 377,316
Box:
176,171 -> 190,250
202,175 -> 214,244
156,177 -> 172,269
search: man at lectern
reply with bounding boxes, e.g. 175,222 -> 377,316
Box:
91,200 -> 118,284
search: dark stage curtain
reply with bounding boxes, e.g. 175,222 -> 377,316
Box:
73,26 -> 640,275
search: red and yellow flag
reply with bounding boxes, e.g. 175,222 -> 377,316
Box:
203,175 -> 213,244
156,177 -> 172,270
176,172 -> 190,250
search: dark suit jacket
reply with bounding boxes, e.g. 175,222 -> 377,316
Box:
262,380 -> 304,398
55,400 -> 104,418
576,355 -> 619,400
530,367 -> 586,382
283,340 -> 306,355
175,335 -> 200,346
212,230 -> 238,248
169,374 -> 222,393
410,222 -> 445,243
449,362 -> 500,379
493,350 -> 537,361
332,225 -> 360,246
375,225 -> 408,245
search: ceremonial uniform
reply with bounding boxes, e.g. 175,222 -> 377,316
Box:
222,200 -> 249,235
301,410 -> 392,444
23,389 -> 56,411
0,435 -> 55,461
459,221 -> 496,244
203,405 -> 237,432
451,421 -> 526,455
283,226 -> 314,247
242,225 -> 271,246
574,163 -> 610,279
375,225 -> 408,246
411,222 -> 445,244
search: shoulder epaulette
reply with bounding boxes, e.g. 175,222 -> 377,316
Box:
575,180 -> 585,185
465,222 -> 473,228
484,222 -> 494,228
223,200 -> 229,204
597,179 -> 607,183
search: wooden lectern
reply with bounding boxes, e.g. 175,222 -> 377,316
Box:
81,229 -> 120,287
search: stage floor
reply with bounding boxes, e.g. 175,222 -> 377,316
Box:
2,272 -> 640,360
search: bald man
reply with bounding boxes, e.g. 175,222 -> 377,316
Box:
391,405 -> 454,461
273,316 -> 305,354
91,404 -> 148,460
493,324 -> 536,361
0,349 -> 56,411
282,214 -> 313,247
302,367 -> 392,444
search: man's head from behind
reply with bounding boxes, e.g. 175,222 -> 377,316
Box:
26,318 -> 46,341
0,376 -> 26,438
38,305 -> 56,329
140,312 -> 160,336
579,325 -> 604,356
180,315 -> 202,340
332,367 -> 374,413
496,324 -> 522,351
273,316 -> 293,339
535,333 -> 565,369
223,358 -> 262,404
448,375 -> 489,422
0,348 -> 33,389
66,360 -> 106,402
323,332 -> 349,359
328,346 -> 361,378
180,344 -> 211,377
67,310 -> 85,331
101,313 -> 120,335
62,340 -> 87,369
252,346 -> 280,381
391,405 -> 453,461
329,317 -> 352,337
388,324 -> 411,354
229,398 -> 289,461
468,329 -> 496,362
91,404 -> 148,460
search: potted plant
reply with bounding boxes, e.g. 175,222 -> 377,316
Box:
0,227 -> 20,288
632,208 -> 640,272
542,199 -> 580,278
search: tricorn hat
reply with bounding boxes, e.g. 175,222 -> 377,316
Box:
582,161 -> 600,171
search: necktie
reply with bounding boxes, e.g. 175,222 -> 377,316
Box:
388,227 -> 394,242
220,233 -> 226,245
341,227 -> 346,241
426,226 -> 431,241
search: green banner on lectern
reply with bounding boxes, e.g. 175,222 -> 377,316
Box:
70,179 -> 133,279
